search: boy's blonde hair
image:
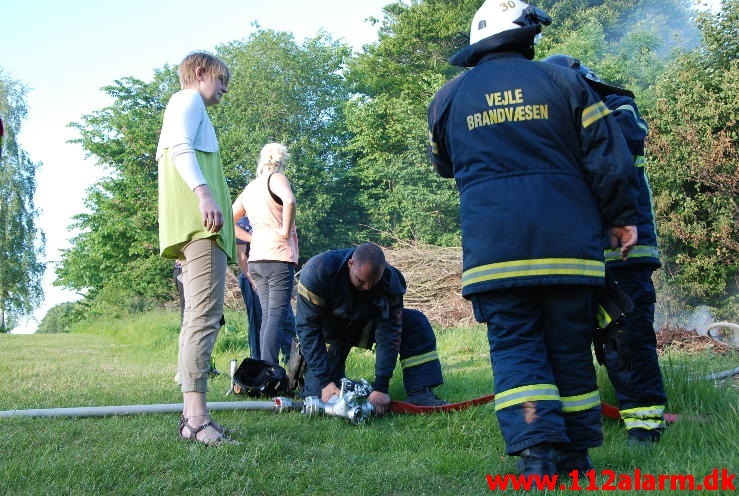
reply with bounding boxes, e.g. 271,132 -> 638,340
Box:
178,51 -> 230,89
256,143 -> 289,176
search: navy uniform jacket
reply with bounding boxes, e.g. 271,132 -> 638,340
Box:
235,216 -> 252,252
597,92 -> 660,269
428,48 -> 638,298
295,248 -> 405,393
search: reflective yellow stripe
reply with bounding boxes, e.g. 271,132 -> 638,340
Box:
561,390 -> 600,413
428,130 -> 438,154
634,155 -> 646,168
495,384 -> 560,411
400,350 -> 439,369
620,405 -> 665,420
462,258 -> 603,288
297,281 -> 325,307
620,404 -> 666,430
624,418 -> 666,430
604,244 -> 659,262
620,405 -> 665,417
582,101 -> 611,128
596,305 -> 613,330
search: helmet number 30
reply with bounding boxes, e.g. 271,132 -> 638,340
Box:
500,1 -> 517,11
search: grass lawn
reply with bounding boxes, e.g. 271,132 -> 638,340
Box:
1,309 -> 737,495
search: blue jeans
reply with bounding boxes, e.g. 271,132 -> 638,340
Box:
249,261 -> 297,365
239,272 -> 294,361
238,272 -> 262,359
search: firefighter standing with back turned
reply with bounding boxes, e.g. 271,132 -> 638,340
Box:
427,0 -> 639,476
544,54 -> 667,445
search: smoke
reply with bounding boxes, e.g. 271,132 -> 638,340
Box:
655,304 -> 715,333
684,305 -> 716,334
610,0 -> 702,59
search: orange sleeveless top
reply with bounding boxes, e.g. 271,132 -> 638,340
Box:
238,173 -> 298,264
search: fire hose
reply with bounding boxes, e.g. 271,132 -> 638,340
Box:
0,394 -> 681,425
0,379 -> 371,423
0,372 -> 690,424
0,401 -> 278,418
0,378 -> 492,423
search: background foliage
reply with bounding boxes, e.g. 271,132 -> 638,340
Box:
11,0 -> 735,330
0,71 -> 45,332
647,2 -> 739,319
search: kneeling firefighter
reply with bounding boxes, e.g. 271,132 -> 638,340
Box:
295,243 -> 448,414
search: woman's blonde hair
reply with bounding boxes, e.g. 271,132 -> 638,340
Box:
178,51 -> 230,89
256,143 -> 289,176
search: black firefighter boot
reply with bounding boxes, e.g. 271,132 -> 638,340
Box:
627,427 -> 663,446
557,448 -> 593,474
515,443 -> 559,476
405,387 -> 449,407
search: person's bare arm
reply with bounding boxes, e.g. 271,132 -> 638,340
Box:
269,173 -> 296,238
236,244 -> 249,276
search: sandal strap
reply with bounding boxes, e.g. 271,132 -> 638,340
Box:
179,415 -> 219,441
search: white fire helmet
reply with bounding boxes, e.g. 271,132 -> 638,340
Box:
469,0 -> 552,45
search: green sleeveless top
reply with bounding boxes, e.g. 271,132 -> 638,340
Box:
158,149 -> 235,262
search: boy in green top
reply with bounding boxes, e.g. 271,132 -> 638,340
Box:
157,51 -> 235,445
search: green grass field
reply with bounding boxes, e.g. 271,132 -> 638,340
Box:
1,309 -> 737,495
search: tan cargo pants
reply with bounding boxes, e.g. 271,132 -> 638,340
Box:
178,238 -> 227,393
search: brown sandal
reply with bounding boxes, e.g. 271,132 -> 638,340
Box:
207,419 -> 233,436
178,415 -> 225,445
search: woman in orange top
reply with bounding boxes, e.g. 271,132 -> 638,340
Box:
233,143 -> 298,366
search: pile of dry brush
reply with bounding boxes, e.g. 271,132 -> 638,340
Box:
383,241 -> 475,328
224,241 -> 475,328
656,323 -> 737,356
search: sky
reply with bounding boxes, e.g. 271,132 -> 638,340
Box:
3,0 -> 390,333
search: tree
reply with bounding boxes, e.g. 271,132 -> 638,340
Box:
343,0 -> 697,246
344,0 -> 479,246
216,30 -> 361,256
537,0 -> 699,110
53,0 -> 735,320
36,301 -> 83,333
0,69 -> 45,332
57,69 -> 180,315
647,0 -> 739,314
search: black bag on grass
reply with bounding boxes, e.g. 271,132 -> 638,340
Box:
232,358 -> 287,397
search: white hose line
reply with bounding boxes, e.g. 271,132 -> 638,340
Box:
0,400 -> 277,418
704,367 -> 739,381
703,321 -> 739,347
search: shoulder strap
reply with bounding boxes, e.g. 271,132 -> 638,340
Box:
266,173 -> 283,205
